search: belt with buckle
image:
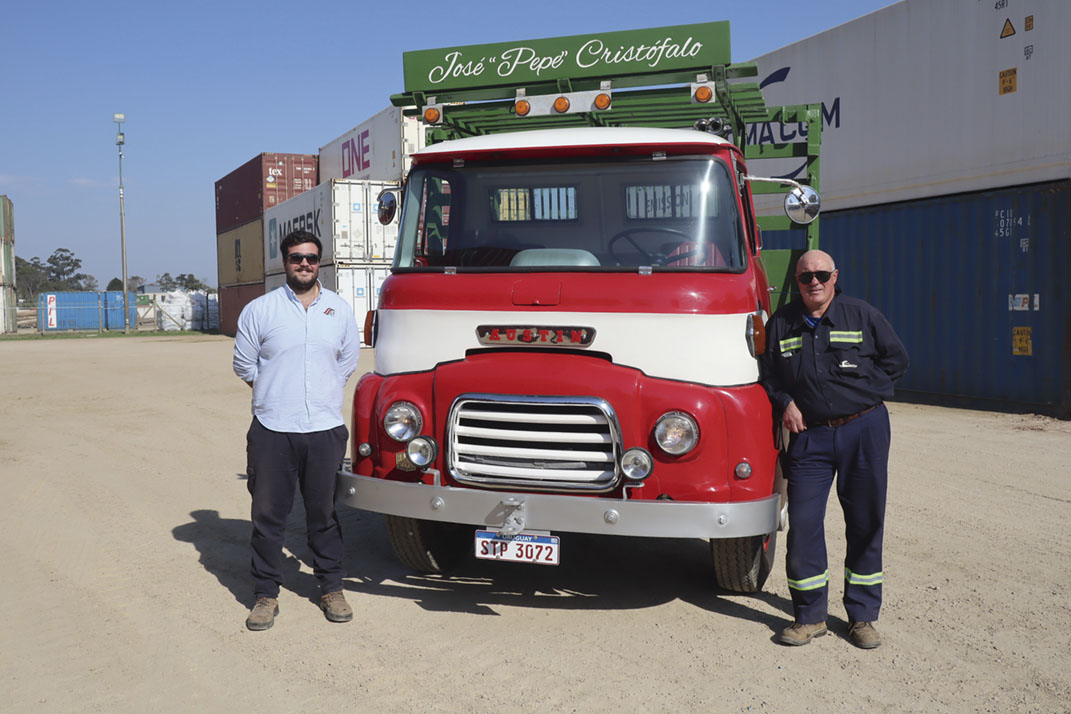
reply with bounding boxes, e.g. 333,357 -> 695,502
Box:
810,404 -> 880,428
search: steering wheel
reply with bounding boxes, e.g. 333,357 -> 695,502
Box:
608,227 -> 696,266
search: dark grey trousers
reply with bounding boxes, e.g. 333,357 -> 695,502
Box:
246,417 -> 348,599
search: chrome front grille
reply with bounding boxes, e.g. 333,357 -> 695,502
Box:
447,394 -> 621,492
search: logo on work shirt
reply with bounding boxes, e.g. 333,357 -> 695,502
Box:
323,307 -> 335,316
839,360 -> 858,369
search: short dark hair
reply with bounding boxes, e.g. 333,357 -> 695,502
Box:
280,230 -> 322,258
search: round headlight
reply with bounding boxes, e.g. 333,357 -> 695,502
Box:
406,437 -> 439,468
734,461 -> 753,479
383,401 -> 422,442
654,412 -> 699,456
621,447 -> 654,481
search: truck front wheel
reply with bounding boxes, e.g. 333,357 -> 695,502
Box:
710,531 -> 777,593
385,516 -> 468,573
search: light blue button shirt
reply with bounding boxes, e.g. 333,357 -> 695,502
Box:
233,281 -> 360,433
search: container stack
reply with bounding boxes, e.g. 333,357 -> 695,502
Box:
751,0 -> 1071,416
1,195 -> 15,333
307,107 -> 423,346
215,153 -> 318,336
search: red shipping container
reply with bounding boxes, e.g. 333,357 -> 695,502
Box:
214,153 -> 318,234
218,282 -> 266,338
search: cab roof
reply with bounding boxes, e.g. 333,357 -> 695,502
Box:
414,126 -> 731,158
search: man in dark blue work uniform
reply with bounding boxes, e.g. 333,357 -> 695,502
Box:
760,250 -> 909,649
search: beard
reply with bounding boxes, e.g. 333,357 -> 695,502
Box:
286,267 -> 318,292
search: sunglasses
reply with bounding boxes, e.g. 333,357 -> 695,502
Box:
797,270 -> 832,284
286,253 -> 320,265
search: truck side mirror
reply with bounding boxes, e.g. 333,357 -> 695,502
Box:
784,185 -> 820,225
377,190 -> 399,225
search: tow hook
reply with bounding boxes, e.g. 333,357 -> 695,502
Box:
498,497 -> 527,537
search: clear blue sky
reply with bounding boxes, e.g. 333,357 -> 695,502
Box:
0,0 -> 894,287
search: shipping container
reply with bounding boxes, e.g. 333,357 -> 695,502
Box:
750,0 -> 1071,214
35,292 -> 137,332
2,284 -> 15,334
217,218 -> 265,286
335,265 -> 391,347
0,195 -> 13,242
318,106 -> 425,184
214,153 -> 318,234
264,264 -> 337,294
263,179 -> 399,274
1,240 -> 15,288
219,282 -> 266,338
762,180 -> 1071,417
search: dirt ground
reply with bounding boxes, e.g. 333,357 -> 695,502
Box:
1,334 -> 1068,714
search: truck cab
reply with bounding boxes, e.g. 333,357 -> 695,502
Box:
336,23 -> 822,592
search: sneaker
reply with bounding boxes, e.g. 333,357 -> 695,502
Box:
320,591 -> 353,623
246,597 -> 278,631
849,621 -> 882,649
779,621 -> 828,646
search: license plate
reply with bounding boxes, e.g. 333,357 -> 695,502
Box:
475,530 -> 560,566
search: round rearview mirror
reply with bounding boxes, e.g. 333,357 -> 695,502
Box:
377,191 -> 398,225
784,185 -> 821,225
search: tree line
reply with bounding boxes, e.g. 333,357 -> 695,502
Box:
15,248 -> 211,303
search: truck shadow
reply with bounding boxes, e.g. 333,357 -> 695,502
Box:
173,503 -> 793,631
336,508 -> 794,631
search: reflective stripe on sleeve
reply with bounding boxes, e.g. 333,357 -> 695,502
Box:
844,568 -> 883,586
779,336 -> 803,352
829,330 -> 864,344
787,569 -> 830,591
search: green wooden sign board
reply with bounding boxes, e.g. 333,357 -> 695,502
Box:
403,22 -> 731,94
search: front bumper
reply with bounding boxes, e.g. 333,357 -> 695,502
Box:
336,469 -> 780,539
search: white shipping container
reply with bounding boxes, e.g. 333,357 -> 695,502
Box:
336,265 -> 391,347
263,180 -> 400,275
1,240 -> 15,287
748,0 -> 1071,213
319,106 -> 426,183
265,264 -> 337,294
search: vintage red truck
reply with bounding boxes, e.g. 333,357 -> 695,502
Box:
335,22 -> 822,592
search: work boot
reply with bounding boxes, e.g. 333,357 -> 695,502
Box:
849,621 -> 882,649
245,597 -> 279,631
779,621 -> 828,646
320,591 -> 353,623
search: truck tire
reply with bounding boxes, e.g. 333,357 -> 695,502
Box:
710,531 -> 777,593
385,516 -> 468,573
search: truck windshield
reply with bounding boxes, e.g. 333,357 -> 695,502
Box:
394,156 -> 746,272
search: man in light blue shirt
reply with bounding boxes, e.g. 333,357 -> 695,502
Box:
233,229 -> 360,631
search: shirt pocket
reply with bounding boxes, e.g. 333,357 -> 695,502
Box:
828,330 -> 865,375
777,335 -> 805,379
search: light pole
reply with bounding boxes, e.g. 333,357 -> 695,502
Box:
114,113 -> 130,334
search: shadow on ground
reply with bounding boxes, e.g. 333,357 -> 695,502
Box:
173,489 -> 794,631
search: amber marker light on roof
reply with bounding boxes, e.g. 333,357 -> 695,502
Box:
553,96 -> 571,113
694,85 -> 713,103
514,99 -> 531,116
423,107 -> 441,123
594,93 -> 612,110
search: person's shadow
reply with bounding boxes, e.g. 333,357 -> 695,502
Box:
172,506 -> 321,608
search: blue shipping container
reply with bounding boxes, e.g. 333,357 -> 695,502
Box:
761,180 -> 1071,417
37,292 -> 137,332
